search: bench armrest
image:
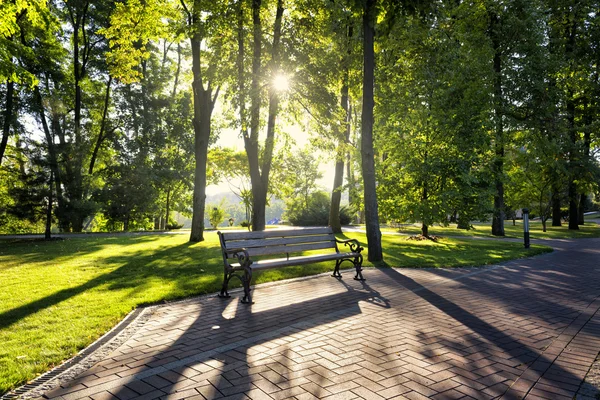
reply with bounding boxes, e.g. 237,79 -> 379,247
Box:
335,238 -> 364,253
224,247 -> 252,268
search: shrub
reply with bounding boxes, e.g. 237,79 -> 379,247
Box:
207,204 -> 227,229
286,191 -> 353,227
166,223 -> 184,230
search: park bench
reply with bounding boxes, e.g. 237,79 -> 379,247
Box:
217,227 -> 364,303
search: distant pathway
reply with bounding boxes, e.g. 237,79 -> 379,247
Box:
1,236 -> 597,400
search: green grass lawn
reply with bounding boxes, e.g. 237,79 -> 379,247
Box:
0,232 -> 550,394
386,219 -> 600,239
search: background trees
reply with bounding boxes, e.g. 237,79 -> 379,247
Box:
0,0 -> 599,238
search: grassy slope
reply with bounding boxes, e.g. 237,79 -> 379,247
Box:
0,232 -> 550,393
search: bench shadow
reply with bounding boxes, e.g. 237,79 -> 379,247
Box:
51,274 -> 387,399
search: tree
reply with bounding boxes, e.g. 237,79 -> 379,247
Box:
232,0 -> 286,231
207,202 -> 227,229
377,1 -> 491,237
360,0 -> 383,261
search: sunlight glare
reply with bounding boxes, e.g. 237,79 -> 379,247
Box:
272,74 -> 290,92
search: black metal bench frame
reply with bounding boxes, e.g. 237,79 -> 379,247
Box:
217,227 -> 364,304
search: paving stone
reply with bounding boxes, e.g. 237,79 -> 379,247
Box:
19,237 -> 600,400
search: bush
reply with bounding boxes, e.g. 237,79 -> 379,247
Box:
240,220 -> 251,228
166,223 -> 184,230
286,191 -> 353,227
207,204 -> 227,229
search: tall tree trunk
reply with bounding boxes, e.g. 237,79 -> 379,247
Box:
244,0 -> 284,232
361,0 -> 383,262
236,0 -> 253,232
0,79 -> 14,166
566,93 -> 578,230
551,189 -> 562,226
578,101 -> 593,225
89,76 -> 112,174
490,12 -> 505,237
329,25 -> 353,234
257,0 -> 284,231
565,10 -> 579,230
68,3 -> 90,232
246,0 -> 265,231
188,7 -> 218,242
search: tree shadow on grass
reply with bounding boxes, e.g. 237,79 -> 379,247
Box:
0,241 -> 221,330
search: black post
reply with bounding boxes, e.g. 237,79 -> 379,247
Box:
523,208 -> 530,249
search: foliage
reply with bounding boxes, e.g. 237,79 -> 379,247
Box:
285,190 -> 352,226
207,202 -> 227,229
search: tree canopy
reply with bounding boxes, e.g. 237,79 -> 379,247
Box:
1,0 -> 599,251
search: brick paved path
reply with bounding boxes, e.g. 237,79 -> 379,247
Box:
38,238 -> 600,400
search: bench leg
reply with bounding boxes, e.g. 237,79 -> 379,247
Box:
332,259 -> 343,278
218,269 -> 233,298
353,255 -> 365,281
241,267 -> 253,304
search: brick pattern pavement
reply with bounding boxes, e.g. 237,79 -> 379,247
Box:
33,238 -> 600,400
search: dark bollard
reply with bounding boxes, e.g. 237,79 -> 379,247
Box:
523,208 -> 530,249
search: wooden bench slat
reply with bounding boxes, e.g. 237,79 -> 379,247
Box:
243,241 -> 335,257
230,252 -> 359,270
220,227 -> 333,241
225,234 -> 335,249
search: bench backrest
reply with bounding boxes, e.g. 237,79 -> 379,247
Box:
218,227 -> 338,258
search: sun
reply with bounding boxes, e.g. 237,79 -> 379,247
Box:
272,74 -> 290,92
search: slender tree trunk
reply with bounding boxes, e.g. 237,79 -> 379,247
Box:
490,12 -> 505,236
565,11 -> 579,230
0,80 -> 14,166
578,194 -> 586,224
244,0 -> 284,231
45,171 -> 53,240
172,43 -> 182,98
542,218 -> 547,232
69,4 -> 90,233
579,101 -> 592,225
15,136 -> 25,175
189,36 -> 208,242
35,87 -> 64,205
329,25 -> 352,234
89,76 -> 112,174
164,186 -> 171,230
567,93 -> 579,230
246,0 -> 265,231
257,0 -> 284,231
421,180 -> 429,237
361,0 -> 383,262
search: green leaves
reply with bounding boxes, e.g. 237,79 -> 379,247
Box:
99,0 -> 176,83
